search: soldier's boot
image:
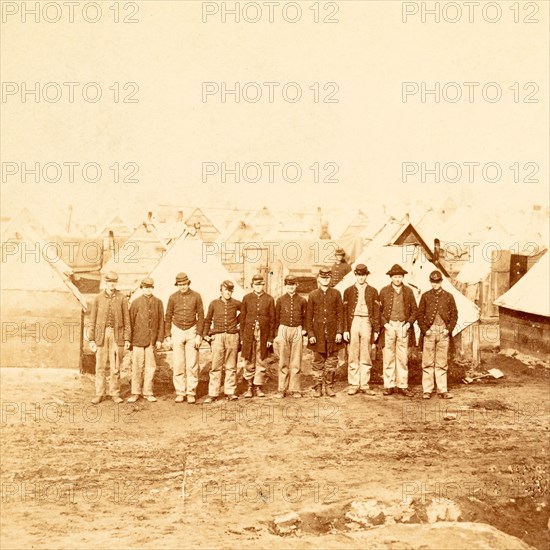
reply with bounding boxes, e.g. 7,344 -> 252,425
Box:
313,383 -> 322,398
243,381 -> 253,399
254,385 -> 265,397
325,371 -> 336,397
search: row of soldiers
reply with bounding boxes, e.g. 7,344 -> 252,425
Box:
88,260 -> 458,404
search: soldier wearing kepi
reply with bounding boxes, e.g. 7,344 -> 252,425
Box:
379,264 -> 418,397
343,264 -> 381,396
274,274 -> 308,398
240,274 -> 276,398
89,271 -> 131,404
331,247 -> 352,288
164,272 -> 204,404
202,280 -> 241,403
307,267 -> 344,398
417,270 -> 458,400
128,277 -> 164,403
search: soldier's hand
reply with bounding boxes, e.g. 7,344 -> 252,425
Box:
165,336 -> 172,350
309,336 -> 316,345
194,335 -> 202,349
335,333 -> 343,344
425,329 -> 432,336
374,332 -> 379,341
301,330 -> 307,336
89,341 -> 97,353
266,341 -> 273,349
442,328 -> 449,337
343,332 -> 350,343
204,335 -> 212,343
124,341 -> 131,351
155,341 -> 162,350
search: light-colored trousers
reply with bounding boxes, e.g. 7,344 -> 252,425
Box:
243,326 -> 267,386
95,327 -> 123,397
172,324 -> 199,396
383,320 -> 409,389
277,325 -> 302,393
209,332 -> 239,396
131,345 -> 157,396
422,324 -> 450,394
348,316 -> 373,389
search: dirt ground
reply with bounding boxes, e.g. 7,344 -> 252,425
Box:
1,350 -> 549,550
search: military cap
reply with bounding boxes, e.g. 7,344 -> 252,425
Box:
284,274 -> 297,285
318,267 -> 332,277
354,263 -> 369,275
175,272 -> 191,285
335,247 -> 345,256
429,270 -> 443,282
251,274 -> 265,284
105,271 -> 119,282
221,280 -> 235,291
386,264 -> 408,276
140,277 -> 154,288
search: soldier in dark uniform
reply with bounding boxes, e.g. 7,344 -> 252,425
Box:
330,247 -> 352,288
274,274 -> 308,398
203,280 -> 241,402
417,270 -> 458,400
89,271 -> 131,404
240,274 -> 276,398
128,277 -> 164,403
306,267 -> 344,397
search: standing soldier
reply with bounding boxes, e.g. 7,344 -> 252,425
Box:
202,280 -> 241,403
164,272 -> 204,404
343,264 -> 380,396
417,270 -> 458,400
379,264 -> 417,397
89,271 -> 131,404
240,274 -> 276,398
330,247 -> 352,287
127,277 -> 164,403
274,274 -> 308,398
307,267 -> 344,397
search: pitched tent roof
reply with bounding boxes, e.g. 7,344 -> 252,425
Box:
143,232 -> 245,306
494,251 -> 549,317
336,244 -> 480,337
185,208 -> 221,243
1,207 -> 50,242
1,230 -> 87,310
101,222 -> 168,292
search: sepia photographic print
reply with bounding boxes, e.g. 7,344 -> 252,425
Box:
1,1 -> 549,549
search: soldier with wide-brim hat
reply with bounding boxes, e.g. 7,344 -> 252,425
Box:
379,264 -> 417,397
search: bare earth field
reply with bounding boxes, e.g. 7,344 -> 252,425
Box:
1,351 -> 549,550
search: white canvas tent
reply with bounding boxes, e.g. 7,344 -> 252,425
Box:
1,229 -> 87,369
494,251 -> 549,317
493,251 -> 549,360
141,233 -> 245,306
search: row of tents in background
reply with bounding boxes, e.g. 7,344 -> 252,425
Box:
1,201 -> 548,370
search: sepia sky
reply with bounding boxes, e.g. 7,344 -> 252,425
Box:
1,0 -> 548,229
